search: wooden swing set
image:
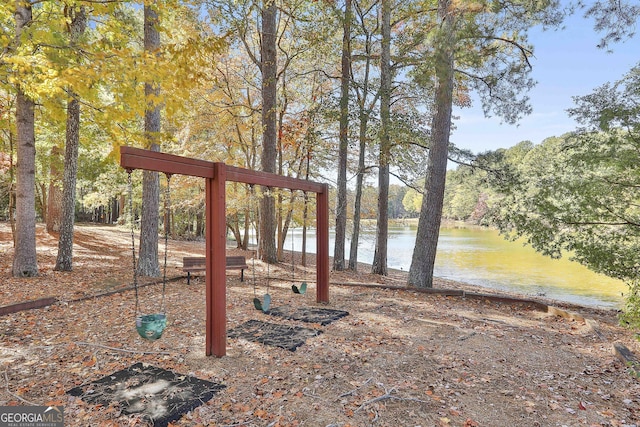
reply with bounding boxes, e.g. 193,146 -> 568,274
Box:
120,146 -> 330,357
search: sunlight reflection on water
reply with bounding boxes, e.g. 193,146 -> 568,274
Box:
282,225 -> 626,308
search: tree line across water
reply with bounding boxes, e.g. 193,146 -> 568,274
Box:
1,1 -> 640,328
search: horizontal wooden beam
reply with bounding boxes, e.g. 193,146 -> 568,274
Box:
226,165 -> 326,193
120,146 -> 214,178
120,146 -> 326,194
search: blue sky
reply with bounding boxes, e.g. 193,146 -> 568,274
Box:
451,12 -> 639,154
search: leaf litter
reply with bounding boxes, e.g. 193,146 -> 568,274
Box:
0,223 -> 639,426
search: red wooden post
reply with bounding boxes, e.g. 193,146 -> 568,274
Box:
205,176 -> 213,356
316,184 -> 330,303
206,163 -> 228,357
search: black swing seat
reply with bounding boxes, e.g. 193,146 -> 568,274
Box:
182,256 -> 249,285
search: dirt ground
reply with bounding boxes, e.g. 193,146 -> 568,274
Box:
1,222 -> 639,427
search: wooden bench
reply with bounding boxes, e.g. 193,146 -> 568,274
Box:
182,256 -> 249,285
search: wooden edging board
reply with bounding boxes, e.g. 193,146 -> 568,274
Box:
330,281 -> 550,311
0,297 -> 57,316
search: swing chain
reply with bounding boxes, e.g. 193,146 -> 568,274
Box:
127,170 -> 140,316
291,199 -> 295,282
249,184 -> 257,299
161,173 -> 171,313
248,184 -> 273,312
129,170 -> 169,340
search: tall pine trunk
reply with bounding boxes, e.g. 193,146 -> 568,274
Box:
333,0 -> 352,271
348,108 -> 369,271
349,23 -> 376,272
372,0 -> 391,276
408,0 -> 454,288
54,98 -> 80,271
259,0 -> 278,263
8,130 -> 16,244
46,145 -> 62,233
54,99 -> 80,270
138,3 -> 162,277
276,86 -> 289,261
12,1 -> 38,278
55,6 -> 87,272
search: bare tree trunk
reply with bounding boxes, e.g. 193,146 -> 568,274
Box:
138,172 -> 160,276
279,201 -> 294,260
302,192 -> 308,267
301,150 -> 311,267
36,181 -> 46,223
242,205 -> 250,250
138,3 -> 162,277
408,0 -> 454,288
8,129 -> 16,245
12,2 -> 38,278
54,99 -> 81,270
118,194 -> 125,223
334,0 -> 352,271
228,213 -> 243,247
46,145 -> 63,233
372,0 -> 392,276
348,111 -> 368,271
13,88 -> 37,277
196,210 -> 204,237
348,21 -> 375,271
259,0 -> 278,263
55,5 -> 87,272
276,76 -> 289,261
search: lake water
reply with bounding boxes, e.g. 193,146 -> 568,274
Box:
284,225 -> 627,309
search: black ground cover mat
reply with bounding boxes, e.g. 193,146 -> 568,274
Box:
267,306 -> 350,326
227,319 -> 322,351
67,362 -> 225,427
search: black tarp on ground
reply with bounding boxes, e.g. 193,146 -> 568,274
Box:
266,307 -> 349,326
227,319 -> 322,351
68,362 -> 225,427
